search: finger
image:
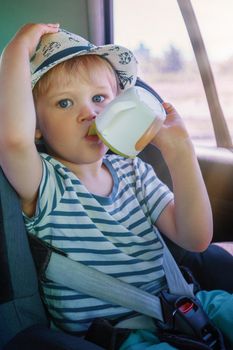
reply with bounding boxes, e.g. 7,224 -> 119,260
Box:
37,23 -> 60,35
47,23 -> 60,28
44,23 -> 60,33
163,102 -> 173,111
162,102 -> 178,115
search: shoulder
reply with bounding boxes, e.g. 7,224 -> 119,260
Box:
23,154 -> 74,222
39,153 -> 71,179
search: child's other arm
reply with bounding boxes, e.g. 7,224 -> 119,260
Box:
0,23 -> 59,214
152,103 -> 213,252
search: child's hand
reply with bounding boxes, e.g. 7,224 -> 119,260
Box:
151,102 -> 191,161
8,23 -> 60,58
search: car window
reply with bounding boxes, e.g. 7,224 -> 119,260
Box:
191,0 -> 233,144
113,0 -> 233,147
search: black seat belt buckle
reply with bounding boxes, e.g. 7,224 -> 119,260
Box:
28,234 -> 67,281
155,290 -> 226,350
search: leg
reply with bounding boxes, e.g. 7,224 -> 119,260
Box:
120,329 -> 178,350
197,290 -> 233,347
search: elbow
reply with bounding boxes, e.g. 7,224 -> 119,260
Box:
189,229 -> 213,253
187,213 -> 213,253
192,241 -> 211,253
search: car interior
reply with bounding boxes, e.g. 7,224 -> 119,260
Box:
0,0 -> 233,349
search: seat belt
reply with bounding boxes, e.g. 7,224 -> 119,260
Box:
29,234 -> 226,350
39,233 -> 194,322
47,251 -> 164,321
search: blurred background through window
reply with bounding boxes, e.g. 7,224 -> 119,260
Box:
113,0 -> 233,147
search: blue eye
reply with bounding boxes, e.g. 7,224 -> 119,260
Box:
58,99 -> 73,108
92,95 -> 104,103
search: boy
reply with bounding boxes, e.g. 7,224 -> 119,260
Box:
0,23 -> 232,349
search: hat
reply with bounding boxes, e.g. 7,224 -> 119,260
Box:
30,28 -> 138,90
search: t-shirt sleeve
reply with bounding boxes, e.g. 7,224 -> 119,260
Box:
134,157 -> 174,223
23,156 -> 65,231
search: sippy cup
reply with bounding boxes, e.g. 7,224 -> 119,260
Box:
88,86 -> 166,158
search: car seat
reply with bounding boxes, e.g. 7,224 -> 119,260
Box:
0,167 -> 104,350
0,79 -> 232,350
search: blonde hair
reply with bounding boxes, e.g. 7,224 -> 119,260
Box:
33,55 -> 119,101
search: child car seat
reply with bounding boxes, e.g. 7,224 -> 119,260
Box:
0,167 -> 48,348
0,168 -> 103,350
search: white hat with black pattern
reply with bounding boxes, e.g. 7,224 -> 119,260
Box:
30,28 -> 138,90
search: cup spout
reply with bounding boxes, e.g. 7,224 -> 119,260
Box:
87,122 -> 97,136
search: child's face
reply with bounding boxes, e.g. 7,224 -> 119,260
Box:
35,66 -> 117,166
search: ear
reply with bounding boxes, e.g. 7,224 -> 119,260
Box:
35,128 -> 43,141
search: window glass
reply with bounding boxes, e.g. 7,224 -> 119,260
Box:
113,0 -> 231,147
191,0 -> 233,142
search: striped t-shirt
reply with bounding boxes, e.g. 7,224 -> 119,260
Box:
24,153 -> 174,334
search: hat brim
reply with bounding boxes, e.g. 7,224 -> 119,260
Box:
31,44 -> 137,91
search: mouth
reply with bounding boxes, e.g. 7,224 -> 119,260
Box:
85,126 -> 101,143
85,134 -> 100,143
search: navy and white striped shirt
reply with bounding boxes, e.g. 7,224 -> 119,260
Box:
24,153 -> 173,334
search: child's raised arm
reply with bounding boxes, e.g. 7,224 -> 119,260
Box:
152,103 -> 213,252
0,23 -> 59,214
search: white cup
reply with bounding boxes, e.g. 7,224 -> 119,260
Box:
89,86 -> 166,157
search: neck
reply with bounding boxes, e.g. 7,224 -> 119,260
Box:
53,156 -> 113,196
56,157 -> 104,179
77,161 -> 113,197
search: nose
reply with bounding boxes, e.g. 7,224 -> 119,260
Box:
77,103 -> 97,123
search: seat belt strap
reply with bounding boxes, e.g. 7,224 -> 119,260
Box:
161,237 -> 194,296
46,252 -> 164,321
44,233 -> 194,323
30,235 -> 225,350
